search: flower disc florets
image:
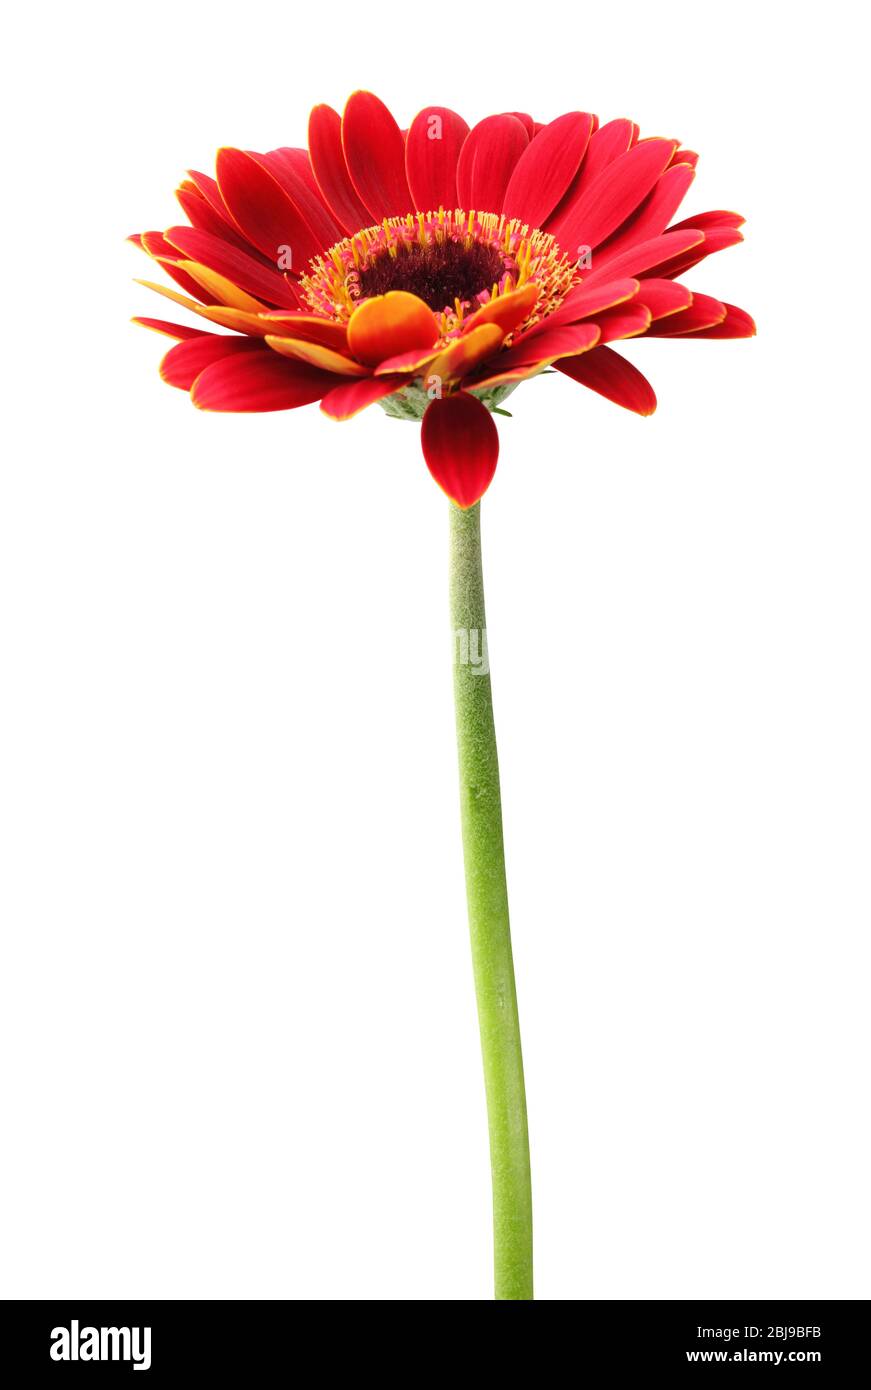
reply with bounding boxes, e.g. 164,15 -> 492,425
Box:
300,209 -> 578,347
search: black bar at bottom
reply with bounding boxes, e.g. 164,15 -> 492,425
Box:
1,1299 -> 866,1376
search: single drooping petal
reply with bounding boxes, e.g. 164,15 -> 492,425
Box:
308,104 -> 373,233
557,347 -> 657,415
405,106 -> 469,212
501,112 -> 594,227
421,392 -> 499,508
160,332 -> 265,389
347,292 -> 439,366
191,352 -> 337,412
456,114 -> 529,212
342,91 -> 412,220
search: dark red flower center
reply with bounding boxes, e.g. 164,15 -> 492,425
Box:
358,238 -> 506,313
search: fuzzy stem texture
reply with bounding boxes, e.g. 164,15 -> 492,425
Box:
449,500 -> 533,1301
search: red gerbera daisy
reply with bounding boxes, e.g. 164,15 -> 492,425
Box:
132,91 -> 754,508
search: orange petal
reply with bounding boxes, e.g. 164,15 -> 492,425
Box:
258,312 -> 350,350
428,324 -> 504,385
462,284 -> 539,338
132,317 -> 204,340
347,291 -> 439,367
135,280 -> 271,337
172,260 -> 266,312
373,347 -> 440,376
264,334 -> 370,376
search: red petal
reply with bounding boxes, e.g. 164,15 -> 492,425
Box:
546,118 -> 634,236
645,292 -> 726,336
216,147 -> 322,267
487,321 -> 600,374
673,301 -> 756,339
593,162 -> 696,270
175,186 -> 260,256
160,333 -> 264,390
633,278 -> 692,320
456,114 -> 529,213
421,392 -> 499,508
405,106 -> 470,212
595,304 -> 652,342
191,353 -> 336,412
136,231 -> 214,304
308,104 -> 372,233
669,147 -> 699,168
669,209 -> 745,232
522,278 -> 640,334
250,148 -> 341,251
507,111 -> 535,139
186,170 -> 236,227
581,228 -> 704,286
470,321 -> 600,389
320,374 -> 407,420
501,112 -> 594,227
651,225 -> 744,279
557,346 -> 657,415
571,118 -> 634,184
163,225 -> 300,308
132,317 -> 204,341
550,138 -> 677,256
341,91 -> 413,220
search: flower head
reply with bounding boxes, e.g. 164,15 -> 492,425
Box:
132,92 -> 754,507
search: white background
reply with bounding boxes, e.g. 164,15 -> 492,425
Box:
2,1 -> 868,1301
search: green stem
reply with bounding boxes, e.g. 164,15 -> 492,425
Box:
449,500 -> 533,1301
